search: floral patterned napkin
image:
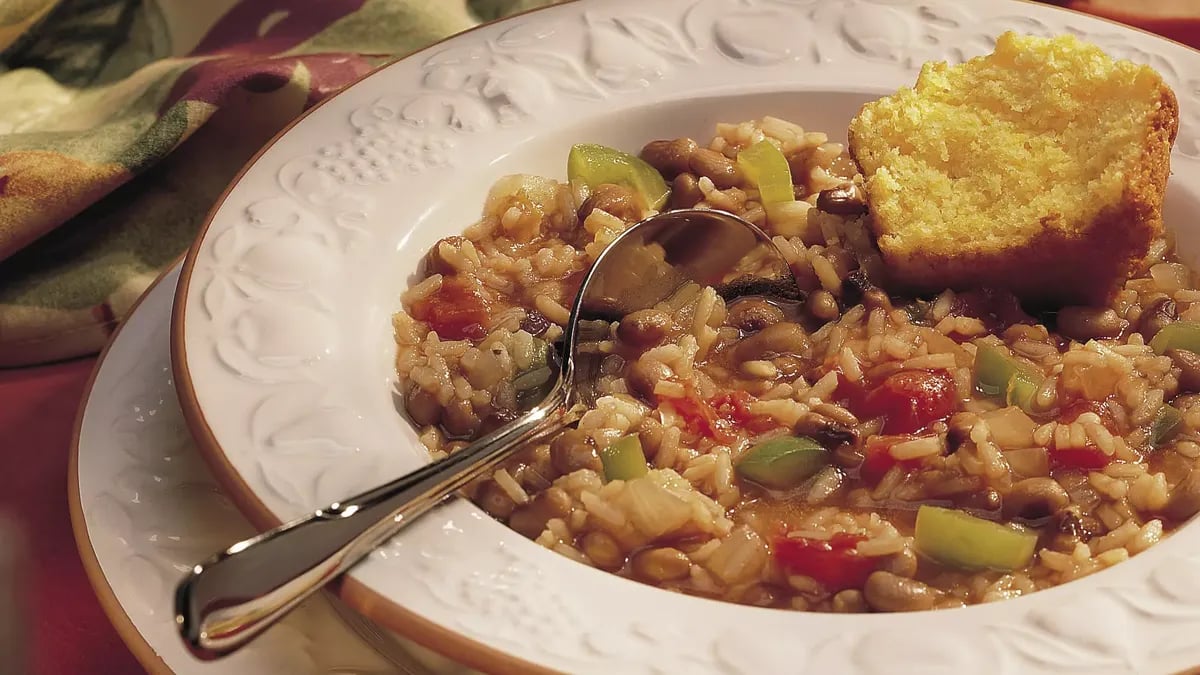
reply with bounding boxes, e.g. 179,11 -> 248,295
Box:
0,0 -> 553,366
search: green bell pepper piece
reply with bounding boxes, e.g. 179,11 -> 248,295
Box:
1150,321 -> 1200,355
1151,404 -> 1184,447
915,505 -> 1037,571
736,140 -> 795,206
735,436 -> 828,490
601,434 -> 649,481
567,143 -> 670,210
974,343 -> 1041,412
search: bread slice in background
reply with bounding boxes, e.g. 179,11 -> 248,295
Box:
848,31 -> 1178,307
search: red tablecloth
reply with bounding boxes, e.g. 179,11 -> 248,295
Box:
3,4 -> 1199,675
0,360 -> 140,672
0,358 -> 142,675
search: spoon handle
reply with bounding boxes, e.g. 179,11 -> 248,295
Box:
175,391 -> 578,659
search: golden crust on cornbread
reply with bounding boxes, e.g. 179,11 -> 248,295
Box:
848,32 -> 1179,306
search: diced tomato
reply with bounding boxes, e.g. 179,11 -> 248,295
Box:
671,392 -> 732,442
409,277 -> 489,341
860,369 -> 957,434
670,394 -> 727,441
860,434 -> 927,484
709,390 -> 780,434
773,532 -> 877,591
709,390 -> 754,422
668,390 -> 781,441
1049,399 -> 1117,471
833,372 -> 868,412
1050,446 -> 1111,471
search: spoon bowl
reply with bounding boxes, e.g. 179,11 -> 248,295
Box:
175,208 -> 799,659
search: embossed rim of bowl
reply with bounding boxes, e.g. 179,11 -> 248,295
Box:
169,0 -> 1200,672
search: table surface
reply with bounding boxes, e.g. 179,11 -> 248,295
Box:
4,4 -> 1199,674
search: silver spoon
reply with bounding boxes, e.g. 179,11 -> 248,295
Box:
175,208 -> 800,658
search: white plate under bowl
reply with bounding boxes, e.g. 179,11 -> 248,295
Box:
172,1 -> 1200,672
69,264 -> 463,675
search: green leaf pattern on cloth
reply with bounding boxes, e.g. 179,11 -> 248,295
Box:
0,0 -> 556,366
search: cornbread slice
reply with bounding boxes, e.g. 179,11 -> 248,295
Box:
848,32 -> 1178,306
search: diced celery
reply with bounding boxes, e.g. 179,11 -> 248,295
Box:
601,434 -> 649,481
567,144 -> 670,210
1151,404 -> 1184,447
1150,321 -> 1200,355
974,343 -> 1040,412
735,436 -> 828,490
915,505 -> 1037,571
736,140 -> 795,206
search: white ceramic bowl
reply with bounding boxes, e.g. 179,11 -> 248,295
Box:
173,1 -> 1200,672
